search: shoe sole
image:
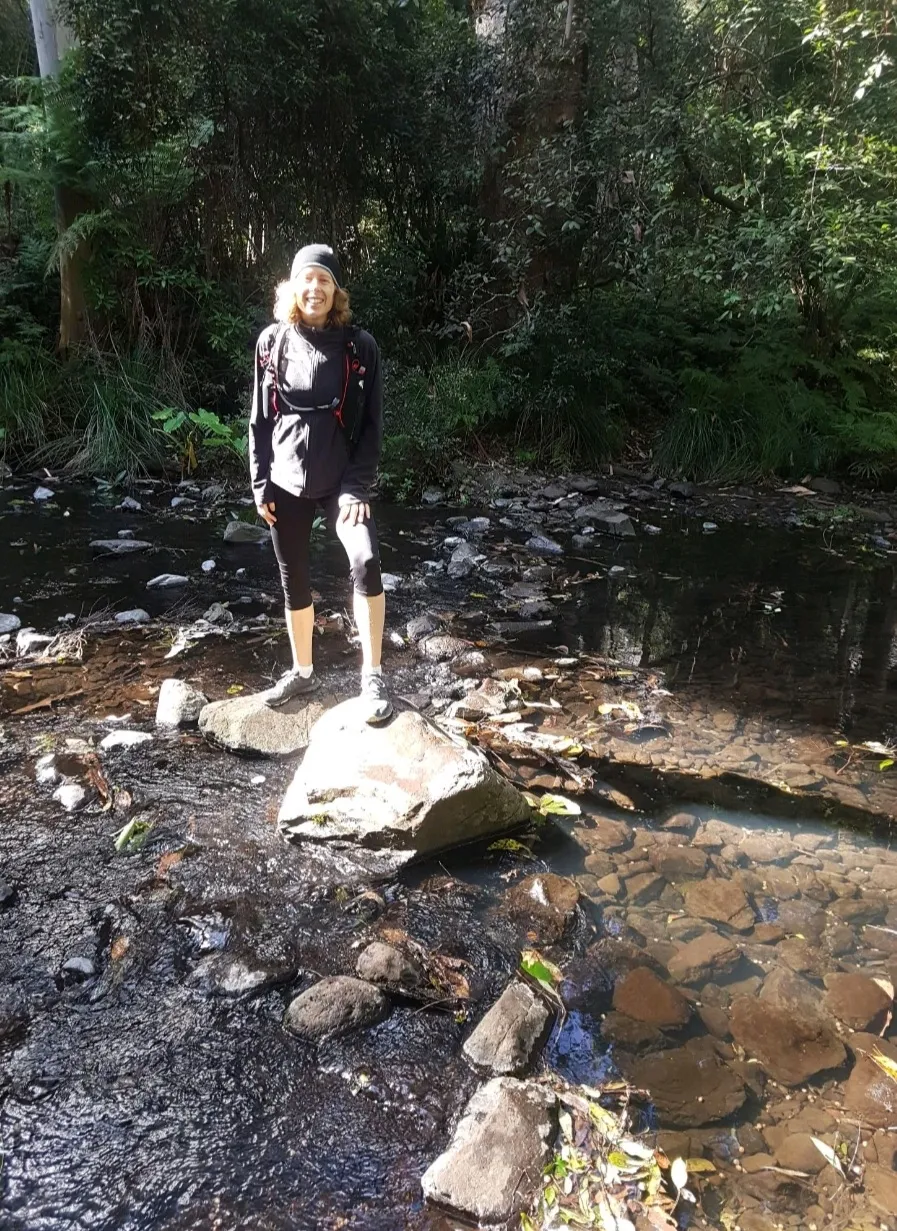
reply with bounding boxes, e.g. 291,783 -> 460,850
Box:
264,680 -> 321,708
364,704 -> 394,726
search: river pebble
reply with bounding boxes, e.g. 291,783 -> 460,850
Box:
52,782 -> 90,812
99,730 -> 153,751
146,574 -> 189,588
115,609 -> 151,625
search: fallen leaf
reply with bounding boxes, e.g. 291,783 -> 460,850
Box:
670,1157 -> 688,1190
110,936 -> 130,961
156,851 -> 184,877
869,1046 -> 897,1084
684,1158 -> 717,1173
810,1137 -> 844,1176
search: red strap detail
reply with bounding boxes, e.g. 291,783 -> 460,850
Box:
334,347 -> 350,428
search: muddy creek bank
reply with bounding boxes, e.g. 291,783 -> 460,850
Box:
3,476 -> 897,1230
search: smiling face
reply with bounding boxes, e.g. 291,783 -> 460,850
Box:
294,266 -> 336,327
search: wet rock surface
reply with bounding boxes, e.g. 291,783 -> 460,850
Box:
420,1077 -> 557,1224
462,981 -> 552,1075
283,976 -> 390,1041
729,996 -> 846,1086
624,1038 -> 748,1127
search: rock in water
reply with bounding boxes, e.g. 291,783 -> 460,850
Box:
156,678 -> 209,728
146,574 -> 189,589
0,613 -> 22,636
842,1033 -> 897,1128
283,976 -> 389,1040
729,996 -> 845,1086
448,540 -> 478,579
53,782 -> 91,812
526,534 -> 563,555
99,730 -> 153,752
823,972 -> 892,1032
33,486 -> 55,501
355,942 -> 420,988
624,1038 -> 747,1127
115,609 -> 151,625
278,701 -> 530,861
463,982 -> 552,1075
612,967 -> 692,1028
223,520 -> 269,544
89,539 -> 153,554
199,692 -> 324,756
507,873 -> 580,940
421,1078 -> 557,1224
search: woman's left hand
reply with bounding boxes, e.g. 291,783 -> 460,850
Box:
338,501 -> 370,527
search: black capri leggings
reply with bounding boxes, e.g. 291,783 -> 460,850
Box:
268,484 -> 383,611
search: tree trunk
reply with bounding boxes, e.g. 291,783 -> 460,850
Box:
28,0 -> 87,352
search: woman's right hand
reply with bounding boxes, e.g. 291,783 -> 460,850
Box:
257,501 -> 277,526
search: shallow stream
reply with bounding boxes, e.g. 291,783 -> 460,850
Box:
2,479 -> 897,1230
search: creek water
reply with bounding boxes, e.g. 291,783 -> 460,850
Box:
2,481 -> 897,1231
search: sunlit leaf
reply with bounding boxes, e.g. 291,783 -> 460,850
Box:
520,948 -> 563,990
869,1046 -> 897,1083
880,759 -> 894,771
539,793 -> 581,816
487,837 -> 535,859
810,1137 -> 844,1176
684,1158 -> 717,1173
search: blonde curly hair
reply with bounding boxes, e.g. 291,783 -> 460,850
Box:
273,281 -> 352,328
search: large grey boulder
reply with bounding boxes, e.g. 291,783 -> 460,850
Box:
421,1078 -> 557,1224
278,701 -> 530,860
463,982 -> 552,1075
283,976 -> 389,1040
156,678 -> 209,728
199,692 -> 325,756
0,614 -> 22,636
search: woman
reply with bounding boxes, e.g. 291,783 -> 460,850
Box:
249,243 -> 391,723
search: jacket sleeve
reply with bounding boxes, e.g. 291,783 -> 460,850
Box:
338,337 -> 383,506
249,327 -> 276,507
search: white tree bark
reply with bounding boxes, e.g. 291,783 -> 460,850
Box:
28,0 -> 75,79
27,0 -> 86,353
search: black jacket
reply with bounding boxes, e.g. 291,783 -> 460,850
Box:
248,322 -> 383,508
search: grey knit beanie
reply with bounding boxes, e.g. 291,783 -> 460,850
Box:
290,243 -> 342,288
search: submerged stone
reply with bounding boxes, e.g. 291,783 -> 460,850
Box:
729,996 -> 845,1086
624,1038 -> 747,1127
666,932 -> 741,985
146,574 -> 189,588
507,873 -> 579,939
89,539 -> 153,554
612,967 -> 691,1028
